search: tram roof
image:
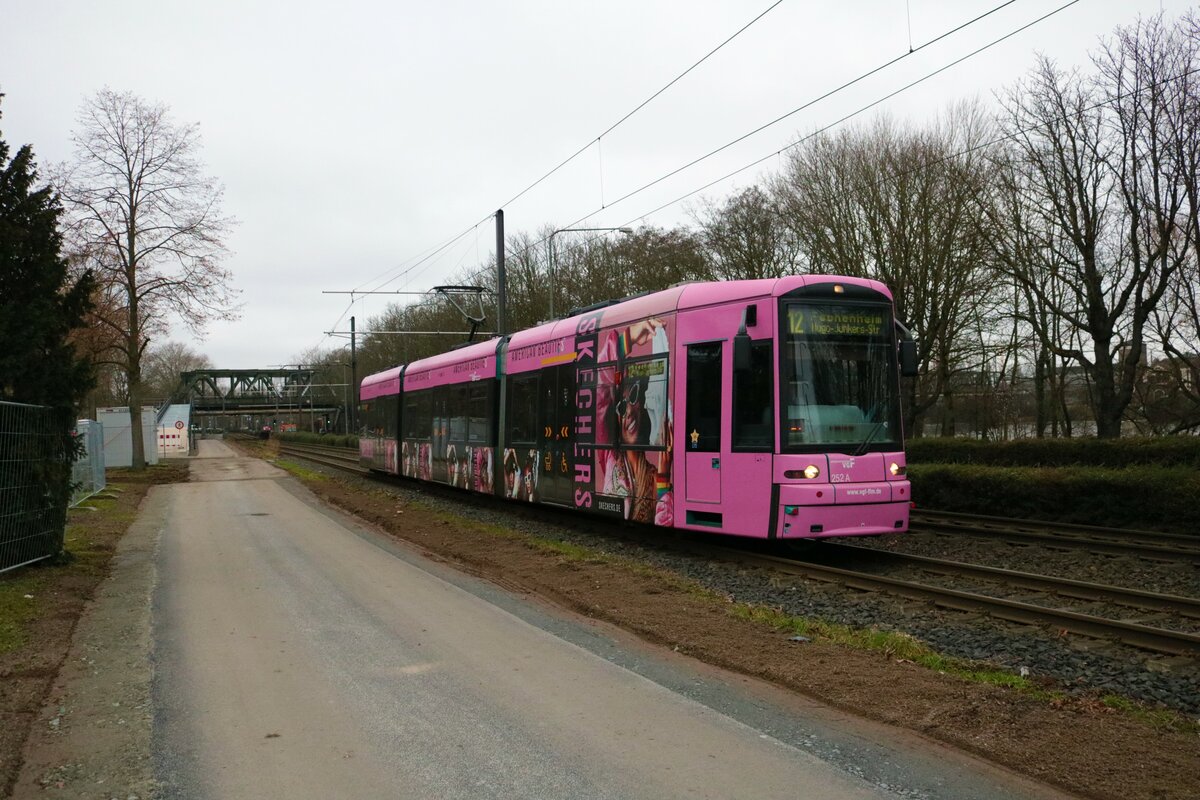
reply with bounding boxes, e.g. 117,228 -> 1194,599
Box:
359,276 -> 892,393
504,275 -> 890,351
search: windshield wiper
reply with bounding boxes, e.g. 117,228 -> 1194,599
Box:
853,420 -> 886,457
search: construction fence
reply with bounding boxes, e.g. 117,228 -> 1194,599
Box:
70,419 -> 106,507
0,401 -> 75,573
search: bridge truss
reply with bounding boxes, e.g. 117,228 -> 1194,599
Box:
175,368 -> 350,433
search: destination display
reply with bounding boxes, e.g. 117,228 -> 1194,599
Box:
786,305 -> 888,338
624,357 -> 666,378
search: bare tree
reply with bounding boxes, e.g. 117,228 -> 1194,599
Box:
550,225 -> 706,315
349,223 -> 708,382
773,107 -> 1000,436
981,145 -> 1090,437
141,340 -> 213,402
1145,242 -> 1200,433
692,185 -> 799,280
995,11 -> 1199,438
58,89 -> 238,467
1137,11 -> 1200,434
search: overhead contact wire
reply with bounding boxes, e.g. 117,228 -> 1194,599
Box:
496,0 -> 785,211
349,2 -> 783,309
599,0 -> 1019,214
552,0 -> 1079,261
619,0 -> 1084,227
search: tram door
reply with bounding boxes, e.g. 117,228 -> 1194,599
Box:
537,364 -> 574,505
432,388 -> 449,484
677,307 -> 774,536
683,342 -> 723,506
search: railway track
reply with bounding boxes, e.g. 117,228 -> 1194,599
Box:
793,543 -> 1200,654
265,439 -> 1200,656
821,543 -> 1200,621
275,441 -> 368,473
911,509 -> 1200,561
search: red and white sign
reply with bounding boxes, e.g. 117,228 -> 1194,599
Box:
175,420 -> 185,430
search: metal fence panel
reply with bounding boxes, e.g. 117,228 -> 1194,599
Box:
0,401 -> 72,573
96,407 -> 159,467
70,419 -> 106,507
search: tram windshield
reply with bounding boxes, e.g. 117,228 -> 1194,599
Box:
780,301 -> 901,452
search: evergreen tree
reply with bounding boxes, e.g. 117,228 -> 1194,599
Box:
0,94 -> 95,410
0,94 -> 96,561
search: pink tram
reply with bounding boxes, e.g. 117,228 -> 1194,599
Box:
358,275 -> 919,540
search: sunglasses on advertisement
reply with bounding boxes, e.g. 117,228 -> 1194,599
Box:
615,382 -> 642,417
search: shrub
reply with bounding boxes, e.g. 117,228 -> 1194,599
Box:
907,437 -> 1200,469
278,431 -> 358,448
909,463 -> 1200,533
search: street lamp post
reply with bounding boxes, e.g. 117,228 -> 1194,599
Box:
338,361 -> 351,435
548,226 -> 633,318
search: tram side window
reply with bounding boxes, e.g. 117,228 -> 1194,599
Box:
433,388 -> 449,441
610,357 -> 669,450
733,341 -> 773,451
509,375 -> 538,445
404,395 -> 420,439
448,385 -> 468,442
468,383 -> 490,444
362,399 -> 392,437
413,391 -> 433,439
380,395 -> 400,438
685,343 -> 722,452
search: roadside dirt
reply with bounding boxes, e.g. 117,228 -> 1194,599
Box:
0,465 -> 185,799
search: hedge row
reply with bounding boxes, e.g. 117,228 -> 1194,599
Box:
908,463 -> 1199,533
907,436 -> 1200,469
278,431 -> 359,448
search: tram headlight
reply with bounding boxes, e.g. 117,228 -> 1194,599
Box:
889,462 -> 906,477
784,465 -> 822,480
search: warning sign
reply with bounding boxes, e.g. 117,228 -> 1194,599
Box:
175,420 -> 185,430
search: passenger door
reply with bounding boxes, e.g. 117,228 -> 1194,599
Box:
677,308 -> 774,536
537,364 -> 574,505
683,342 -> 723,507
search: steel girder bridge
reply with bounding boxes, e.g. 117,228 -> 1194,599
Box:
175,368 -> 349,432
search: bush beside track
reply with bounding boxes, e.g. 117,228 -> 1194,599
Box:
277,431 -> 359,448
907,437 -> 1200,531
907,436 -> 1200,469
908,463 -> 1200,533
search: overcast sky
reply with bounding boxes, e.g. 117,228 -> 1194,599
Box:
1,0 -> 1191,369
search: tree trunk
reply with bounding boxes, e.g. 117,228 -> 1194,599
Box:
127,253 -> 146,469
1034,350 -> 1047,438
903,380 -> 920,440
1091,340 -> 1122,439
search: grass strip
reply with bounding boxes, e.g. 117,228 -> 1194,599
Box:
0,573 -> 45,654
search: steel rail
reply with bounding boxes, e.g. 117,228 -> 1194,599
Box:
910,512 -> 1200,562
913,509 -> 1196,547
820,542 -> 1200,620
740,550 -> 1200,656
912,510 -> 1185,542
281,442 -> 364,461
276,443 -> 368,474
